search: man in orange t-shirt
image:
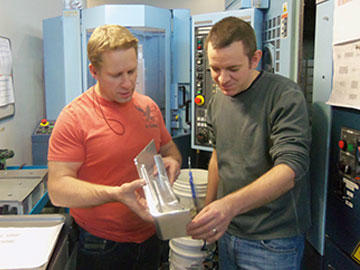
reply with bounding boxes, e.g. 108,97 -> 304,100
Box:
47,24 -> 182,270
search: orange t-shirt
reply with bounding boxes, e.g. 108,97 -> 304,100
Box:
48,88 -> 172,243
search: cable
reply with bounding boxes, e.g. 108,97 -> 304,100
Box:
92,87 -> 126,136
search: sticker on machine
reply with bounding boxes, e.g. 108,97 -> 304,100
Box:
281,2 -> 288,39
343,177 -> 359,192
351,242 -> 360,264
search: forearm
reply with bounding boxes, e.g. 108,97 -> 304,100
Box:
48,175 -> 118,208
47,160 -> 122,208
224,163 -> 295,218
205,150 -> 219,205
160,140 -> 182,165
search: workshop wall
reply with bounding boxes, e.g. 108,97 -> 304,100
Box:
0,0 -> 63,166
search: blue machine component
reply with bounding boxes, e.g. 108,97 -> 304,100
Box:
191,8 -> 264,151
307,0 -> 334,256
262,0 -> 302,81
170,9 -> 191,138
325,107 -> 360,268
31,119 -> 55,166
311,1 -> 360,267
43,11 -> 82,120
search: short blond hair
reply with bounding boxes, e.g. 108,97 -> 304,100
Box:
87,24 -> 138,69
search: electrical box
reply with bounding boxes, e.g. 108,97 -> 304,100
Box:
31,119 -> 55,166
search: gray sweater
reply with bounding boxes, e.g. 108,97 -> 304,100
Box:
207,71 -> 311,240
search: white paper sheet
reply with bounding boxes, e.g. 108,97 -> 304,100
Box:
0,37 -> 15,106
333,0 -> 360,45
327,40 -> 360,110
0,224 -> 63,270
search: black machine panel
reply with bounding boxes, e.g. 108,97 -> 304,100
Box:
338,127 -> 360,181
326,107 -> 360,268
193,26 -> 219,149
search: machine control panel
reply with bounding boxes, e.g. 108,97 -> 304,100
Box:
334,127 -> 360,208
338,127 -> 360,180
192,26 -> 219,150
34,119 -> 55,135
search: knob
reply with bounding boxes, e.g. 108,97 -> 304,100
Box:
194,95 -> 205,106
196,131 -> 208,144
344,164 -> 352,175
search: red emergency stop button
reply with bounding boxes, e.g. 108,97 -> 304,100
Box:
40,118 -> 49,127
338,140 -> 346,150
194,95 -> 205,106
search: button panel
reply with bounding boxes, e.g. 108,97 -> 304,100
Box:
34,119 -> 55,135
338,127 -> 360,180
193,26 -> 218,148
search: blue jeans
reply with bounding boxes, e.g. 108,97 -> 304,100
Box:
76,226 -> 161,270
218,232 -> 305,270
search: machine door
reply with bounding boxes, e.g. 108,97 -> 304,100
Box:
325,107 -> 360,268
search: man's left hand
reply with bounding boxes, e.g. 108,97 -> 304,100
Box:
162,156 -> 181,184
186,197 -> 234,243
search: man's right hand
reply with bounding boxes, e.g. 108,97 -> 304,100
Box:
114,179 -> 154,223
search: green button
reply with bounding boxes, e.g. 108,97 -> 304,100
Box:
348,143 -> 354,152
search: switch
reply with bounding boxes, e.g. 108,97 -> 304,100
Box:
339,140 -> 346,150
347,143 -> 354,153
344,164 -> 352,175
194,95 -> 205,106
196,130 -> 209,144
40,118 -> 49,127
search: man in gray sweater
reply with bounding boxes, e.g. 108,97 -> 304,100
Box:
186,16 -> 311,270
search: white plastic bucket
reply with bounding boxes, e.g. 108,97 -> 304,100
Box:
173,169 -> 208,210
169,237 -> 215,270
170,169 -> 213,269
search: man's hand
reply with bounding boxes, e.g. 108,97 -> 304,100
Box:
162,156 -> 181,184
113,179 -> 153,223
186,197 -> 234,243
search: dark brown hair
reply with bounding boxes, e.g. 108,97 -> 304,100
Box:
205,16 -> 257,61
